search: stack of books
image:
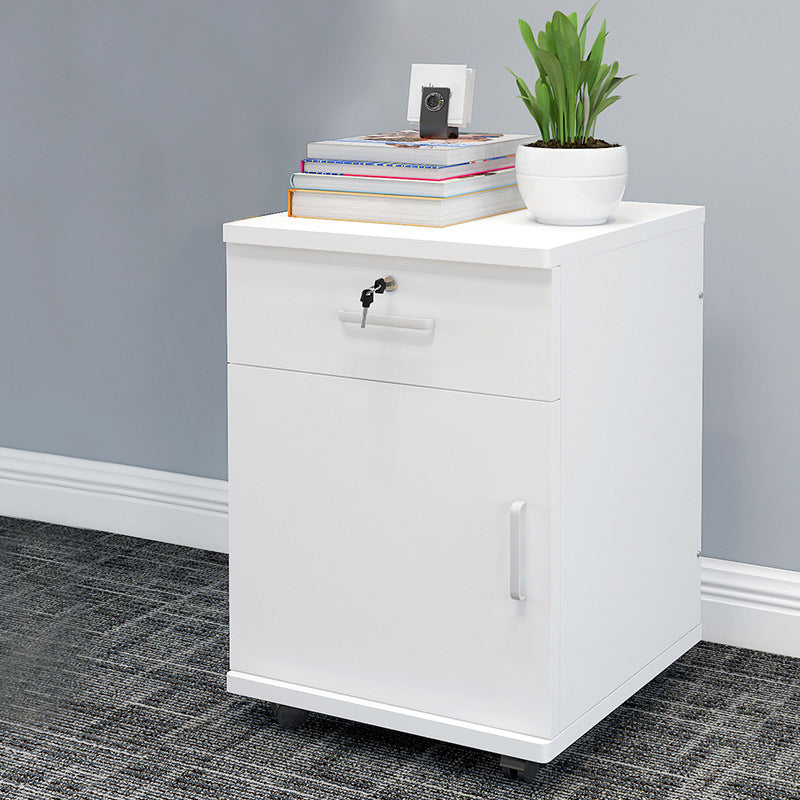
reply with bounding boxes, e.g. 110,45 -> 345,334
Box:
288,131 -> 535,227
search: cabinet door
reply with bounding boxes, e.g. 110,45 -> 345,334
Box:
228,365 -> 558,736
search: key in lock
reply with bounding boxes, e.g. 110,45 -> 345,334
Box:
359,276 -> 397,328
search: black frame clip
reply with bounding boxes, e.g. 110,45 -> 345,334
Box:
419,86 -> 458,139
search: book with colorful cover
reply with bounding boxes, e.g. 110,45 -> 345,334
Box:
300,154 -> 516,180
287,184 -> 524,228
306,131 -> 535,166
290,170 -> 516,199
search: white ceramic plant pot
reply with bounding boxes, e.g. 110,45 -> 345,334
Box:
515,143 -> 628,225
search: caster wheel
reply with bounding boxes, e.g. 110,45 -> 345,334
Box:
272,704 -> 309,730
500,766 -> 517,780
499,755 -> 541,784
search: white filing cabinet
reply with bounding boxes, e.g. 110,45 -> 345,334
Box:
224,203 -> 704,776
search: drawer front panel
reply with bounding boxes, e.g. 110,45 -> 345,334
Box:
227,244 -> 559,400
228,364 -> 558,736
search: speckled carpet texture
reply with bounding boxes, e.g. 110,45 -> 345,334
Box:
1,516 -> 798,799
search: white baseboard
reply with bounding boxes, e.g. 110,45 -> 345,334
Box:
0,447 -> 227,553
701,557 -> 800,659
1,446 -> 798,658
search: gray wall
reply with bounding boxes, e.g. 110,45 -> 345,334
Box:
2,1 -> 798,571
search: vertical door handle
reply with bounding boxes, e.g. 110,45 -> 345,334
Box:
510,500 -> 527,601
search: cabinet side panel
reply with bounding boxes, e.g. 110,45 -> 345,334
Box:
559,225 -> 704,729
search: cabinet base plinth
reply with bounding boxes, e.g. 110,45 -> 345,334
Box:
228,624 -> 700,764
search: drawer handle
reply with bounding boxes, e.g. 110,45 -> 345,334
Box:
338,310 -> 435,331
510,500 -> 527,601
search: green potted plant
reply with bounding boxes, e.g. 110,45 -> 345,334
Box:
508,4 -> 633,225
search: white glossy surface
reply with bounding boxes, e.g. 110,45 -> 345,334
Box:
227,626 -> 700,763
228,365 -> 558,736
223,201 -> 703,269
515,142 -> 629,177
226,208 -> 705,762
515,144 -> 629,226
558,224 -> 703,726
227,245 -> 560,401
515,173 -> 628,226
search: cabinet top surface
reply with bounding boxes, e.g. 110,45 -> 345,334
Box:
223,201 -> 704,269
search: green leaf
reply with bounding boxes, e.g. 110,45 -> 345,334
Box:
535,77 -> 554,123
590,62 -> 615,108
517,93 -> 539,125
587,19 -> 607,71
586,95 -> 621,135
597,61 -> 620,101
507,68 -> 535,106
583,20 -> 606,102
535,50 -> 567,113
604,74 -> 634,97
543,20 -> 555,53
506,67 -> 533,97
523,95 -> 552,140
519,18 -> 552,84
567,11 -> 578,28
577,59 -> 591,88
534,48 -> 568,141
552,12 -> 581,139
518,19 -> 538,60
507,67 -> 550,139
590,94 -> 621,122
585,60 -> 607,138
578,1 -> 598,55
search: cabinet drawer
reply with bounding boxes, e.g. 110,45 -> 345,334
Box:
227,244 -> 560,400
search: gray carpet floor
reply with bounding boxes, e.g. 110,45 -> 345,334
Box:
0,516 -> 798,799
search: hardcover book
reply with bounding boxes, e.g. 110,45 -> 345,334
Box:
290,170 -> 516,199
300,155 -> 516,180
306,132 -> 535,166
287,184 -> 525,227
